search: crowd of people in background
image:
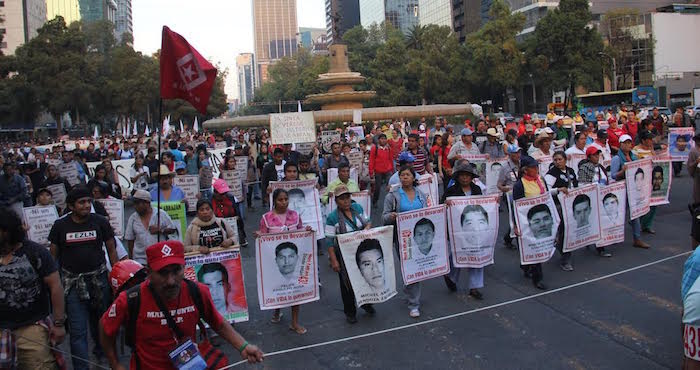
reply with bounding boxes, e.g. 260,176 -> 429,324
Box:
0,103 -> 697,369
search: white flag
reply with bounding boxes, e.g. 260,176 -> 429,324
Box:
132,121 -> 138,136
145,125 -> 150,136
179,119 -> 184,133
93,125 -> 99,139
193,116 -> 199,133
298,101 -> 302,112
162,115 -> 171,135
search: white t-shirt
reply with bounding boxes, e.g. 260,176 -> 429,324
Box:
275,160 -> 286,181
130,166 -> 150,190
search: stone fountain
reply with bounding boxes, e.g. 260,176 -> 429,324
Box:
304,44 -> 376,110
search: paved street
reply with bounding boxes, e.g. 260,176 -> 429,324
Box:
176,170 -> 694,370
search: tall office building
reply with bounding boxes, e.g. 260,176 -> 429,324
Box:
359,0 -> 420,35
298,27 -> 326,48
0,0 -> 47,55
252,0 -> 298,86
418,0 -> 451,27
114,0 -> 132,43
325,0 -> 361,44
47,0 -> 117,25
236,53 -> 256,106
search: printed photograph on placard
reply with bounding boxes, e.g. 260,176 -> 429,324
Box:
514,193 -> 559,265
597,182 -> 627,247
255,230 -> 319,310
668,127 -> 695,161
650,157 -> 671,206
396,205 -> 449,285
337,226 -> 397,307
268,179 -> 325,239
485,159 -> 508,194
559,184 -> 601,252
446,195 -> 500,268
625,158 -> 652,220
184,248 -> 249,323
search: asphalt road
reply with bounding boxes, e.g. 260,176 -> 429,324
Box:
189,170 -> 693,370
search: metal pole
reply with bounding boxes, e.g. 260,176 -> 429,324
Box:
157,98 -> 162,242
612,57 -> 617,91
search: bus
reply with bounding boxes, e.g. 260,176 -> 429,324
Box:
577,87 -> 659,121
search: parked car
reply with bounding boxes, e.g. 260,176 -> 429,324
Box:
687,105 -> 700,120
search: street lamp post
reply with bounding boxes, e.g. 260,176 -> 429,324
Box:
599,52 -> 617,91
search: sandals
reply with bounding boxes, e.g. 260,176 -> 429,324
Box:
289,325 -> 307,335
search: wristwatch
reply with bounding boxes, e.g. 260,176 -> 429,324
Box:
54,317 -> 66,327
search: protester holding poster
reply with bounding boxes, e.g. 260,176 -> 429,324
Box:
497,144 -> 522,248
544,151 -> 578,271
610,135 -> 650,249
40,165 -> 71,212
485,158 -> 508,194
174,174 -> 200,212
185,248 -> 249,323
597,182 -> 627,248
650,159 -> 671,206
669,127 -> 694,162
257,188 -> 313,334
322,163 -> 360,205
382,164 -> 430,318
124,190 -> 177,264
212,179 -> 247,247
633,132 -> 665,234
325,185 -> 373,324
184,199 -> 237,254
442,162 -> 495,299
559,184 -> 602,253
149,165 -> 186,203
269,176 -> 325,240
513,155 -> 567,290
337,225 -> 396,308
23,205 -> 59,246
577,148 -> 613,257
256,230 -> 318,324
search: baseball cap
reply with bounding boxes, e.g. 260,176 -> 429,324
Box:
507,144 -> 521,154
619,134 -> 633,143
213,178 -> 231,194
585,146 -> 601,157
146,241 -> 185,272
334,184 -> 352,198
520,155 -> 538,168
461,128 -> 473,136
131,189 -> 151,202
596,129 -> 607,138
397,151 -> 415,163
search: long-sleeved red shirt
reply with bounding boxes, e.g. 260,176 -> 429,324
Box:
369,144 -> 394,175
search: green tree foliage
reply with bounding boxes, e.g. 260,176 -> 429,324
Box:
527,0 -> 604,105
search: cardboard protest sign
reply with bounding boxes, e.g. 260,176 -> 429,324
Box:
86,159 -> 135,194
397,205 -> 449,284
174,175 -> 200,212
96,199 -> 125,238
446,195 -> 500,268
184,248 -> 249,323
327,190 -> 371,220
256,230 -> 319,309
321,130 -> 341,153
337,226 -> 397,307
268,179 -> 325,239
46,183 -> 67,211
22,206 -> 58,246
625,158 -> 652,220
597,182 -> 627,247
222,217 -> 240,246
514,193 -> 559,265
485,158 -> 509,194
58,162 -> 81,187
270,112 -> 316,145
153,201 -> 186,242
558,183 -> 601,252
221,170 -> 243,200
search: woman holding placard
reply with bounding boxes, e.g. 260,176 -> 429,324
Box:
256,188 -> 311,334
184,199 -> 237,254
441,161 -> 486,300
383,164 -> 429,318
544,151 -> 578,272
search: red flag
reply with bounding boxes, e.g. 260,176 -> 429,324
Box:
160,26 -> 217,114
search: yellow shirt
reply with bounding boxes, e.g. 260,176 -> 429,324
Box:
522,177 -> 543,198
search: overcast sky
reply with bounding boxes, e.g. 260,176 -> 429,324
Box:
133,0 -> 326,100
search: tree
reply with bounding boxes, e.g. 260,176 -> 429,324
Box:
600,9 -> 649,90
527,0 -> 605,107
465,0 -> 524,103
368,25 -> 419,106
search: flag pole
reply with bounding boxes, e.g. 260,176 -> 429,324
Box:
157,98 -> 162,242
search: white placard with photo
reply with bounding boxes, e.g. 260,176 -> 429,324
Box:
397,205 -> 449,285
650,154 -> 672,206
337,226 -> 397,307
485,158 -> 509,194
625,158 -> 652,220
268,179 -> 325,239
558,183 -> 601,252
514,193 -> 559,265
446,195 -> 500,268
256,230 -> 319,310
597,182 -> 627,247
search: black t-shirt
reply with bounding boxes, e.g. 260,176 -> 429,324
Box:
48,214 -> 114,273
198,221 -> 225,248
0,240 -> 58,329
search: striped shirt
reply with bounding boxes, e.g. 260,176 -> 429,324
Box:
402,148 -> 429,174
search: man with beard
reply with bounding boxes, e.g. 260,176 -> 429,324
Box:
48,186 -> 117,370
0,209 -> 66,369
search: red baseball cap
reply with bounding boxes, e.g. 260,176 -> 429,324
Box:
585,146 -> 601,157
146,241 -> 185,272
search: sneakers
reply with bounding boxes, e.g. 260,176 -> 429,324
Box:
443,276 -> 457,292
633,240 -> 651,249
598,250 -> 612,257
409,308 -> 420,318
560,263 -> 574,272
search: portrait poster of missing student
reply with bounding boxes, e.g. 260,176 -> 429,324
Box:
184,248 -> 249,323
558,183 -> 601,252
268,179 -> 325,239
396,205 -> 449,285
514,193 -> 559,265
625,158 -> 652,220
446,195 -> 500,268
255,230 -> 318,310
650,154 -> 672,206
668,127 -> 694,162
337,226 -> 397,307
597,182 -> 627,247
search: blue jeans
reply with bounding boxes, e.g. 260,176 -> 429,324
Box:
65,272 -> 111,370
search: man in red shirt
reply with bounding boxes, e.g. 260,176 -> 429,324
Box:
99,241 -> 263,369
369,134 -> 395,205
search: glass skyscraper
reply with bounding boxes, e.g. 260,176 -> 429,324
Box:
418,0 -> 451,27
46,0 -> 117,24
359,0 -> 420,35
